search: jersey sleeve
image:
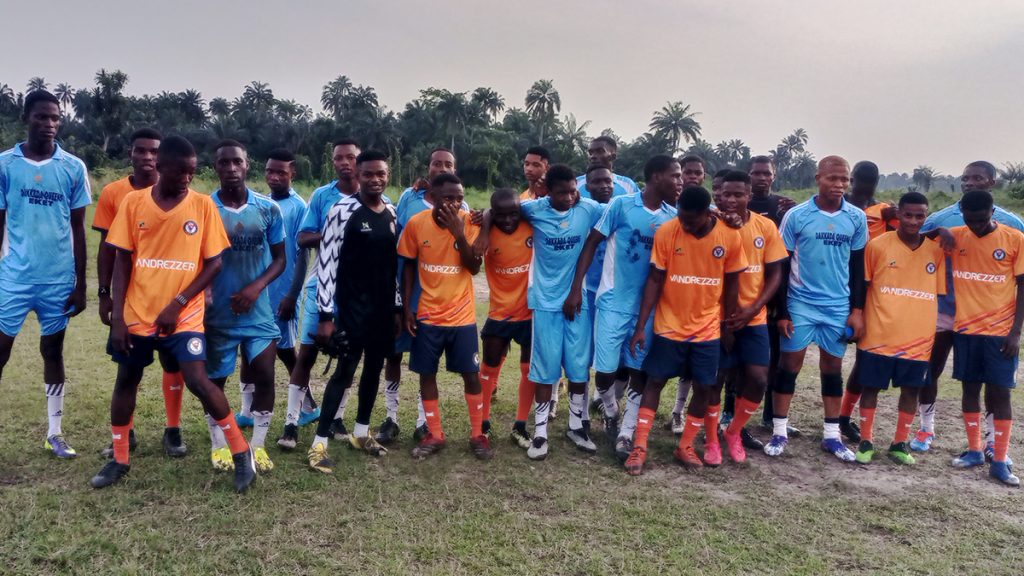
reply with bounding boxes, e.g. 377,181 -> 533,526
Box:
863,237 -> 879,282
920,211 -> 942,234
724,230 -> 748,274
779,208 -> 798,252
105,197 -> 135,252
266,201 -> 286,245
0,164 -> 7,209
935,245 -> 947,296
594,198 -> 619,237
996,207 -> 1024,232
298,194 -> 320,233
588,200 -> 606,227
316,202 -> 349,315
396,218 -> 419,260
92,185 -> 118,231
519,199 -> 541,222
201,199 -> 231,260
69,161 -> 92,210
763,222 -> 788,264
851,210 -> 869,250
651,224 -> 671,271
1013,231 -> 1024,278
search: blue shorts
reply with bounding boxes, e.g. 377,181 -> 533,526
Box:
205,323 -> 280,379
481,318 -> 532,348
409,322 -> 479,374
0,281 -> 74,337
781,311 -> 848,359
856,349 -> 928,390
642,335 -> 720,387
953,334 -> 1017,388
529,309 -> 593,385
276,315 -> 298,350
108,331 -> 207,369
720,324 -> 771,369
394,330 -> 414,354
594,309 -> 652,373
299,285 -> 318,346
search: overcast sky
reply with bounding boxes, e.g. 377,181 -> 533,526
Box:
6,0 -> 1023,175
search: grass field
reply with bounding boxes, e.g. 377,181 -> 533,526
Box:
2,183 -> 1024,575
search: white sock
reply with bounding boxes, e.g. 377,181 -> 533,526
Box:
205,413 -> 227,450
384,379 -> 400,421
45,382 -> 65,437
312,434 -> 329,449
985,412 -> 996,445
773,417 -> 789,439
552,381 -> 561,404
416,392 -> 427,427
823,421 -> 841,440
335,387 -> 351,420
534,398 -> 551,439
673,380 -> 692,415
251,410 -> 272,447
919,402 -> 936,433
613,378 -> 627,401
568,391 -> 585,430
301,390 -> 316,412
286,384 -> 304,426
581,381 -> 591,424
618,387 -> 642,440
354,422 -> 369,438
239,382 -> 255,418
600,386 -> 619,419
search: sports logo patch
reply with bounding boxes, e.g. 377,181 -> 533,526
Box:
712,246 -> 725,259
926,262 -> 937,274
753,236 -> 765,249
183,220 -> 199,235
186,337 -> 204,355
525,237 -> 534,248
473,353 -> 480,366
993,249 -> 1006,261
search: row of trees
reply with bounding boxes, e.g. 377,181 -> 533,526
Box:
4,72 -> 1021,192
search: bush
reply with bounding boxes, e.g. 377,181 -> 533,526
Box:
1006,182 -> 1024,200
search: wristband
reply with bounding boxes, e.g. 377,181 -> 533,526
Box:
98,286 -> 111,297
174,294 -> 188,306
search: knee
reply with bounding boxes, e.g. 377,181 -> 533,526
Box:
821,373 -> 843,397
39,339 -> 64,363
776,370 -> 798,395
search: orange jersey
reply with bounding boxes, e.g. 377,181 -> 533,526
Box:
864,203 -> 896,240
93,176 -> 145,232
485,222 -> 533,321
105,189 -> 231,336
736,212 -> 788,327
650,218 -> 747,342
397,210 -> 480,327
858,232 -> 946,360
520,189 -> 534,201
949,224 -> 1024,337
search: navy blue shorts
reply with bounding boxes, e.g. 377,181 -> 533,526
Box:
642,335 -> 719,386
720,324 -> 771,369
856,349 -> 928,390
108,331 -> 207,369
953,333 -> 1017,388
481,318 -> 531,348
410,322 -> 480,374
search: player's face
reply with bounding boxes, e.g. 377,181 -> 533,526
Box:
434,182 -> 465,211
130,138 -> 160,177
523,153 -> 548,184
548,179 -> 578,211
682,162 -> 706,187
718,182 -> 750,215
961,166 -> 996,193
428,151 -> 456,181
749,162 -> 775,196
963,207 -> 994,236
214,146 -> 248,187
679,209 -> 710,235
357,160 -> 389,197
849,178 -> 877,205
653,163 -> 684,206
588,143 -> 614,167
333,144 -> 360,181
158,156 -> 197,195
816,163 -> 851,202
586,168 -> 614,204
492,197 -> 521,235
265,159 -> 294,194
896,202 -> 928,236
25,101 -> 60,145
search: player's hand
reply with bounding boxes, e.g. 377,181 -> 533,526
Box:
846,309 -> 864,342
777,319 -> 794,340
412,177 -> 430,192
469,209 -> 484,227
936,227 -> 956,252
629,329 -> 646,359
712,209 -> 743,229
438,203 -> 465,238
404,308 -> 418,337
155,300 -> 182,336
472,232 -> 490,259
316,319 -> 335,349
725,306 -> 756,331
110,318 -> 132,354
65,287 -> 86,318
278,297 -> 296,322
777,196 -> 797,213
562,287 -> 583,321
98,294 -> 113,326
230,285 -> 261,315
1001,329 -> 1021,359
721,327 -> 736,353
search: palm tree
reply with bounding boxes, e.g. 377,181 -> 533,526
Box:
26,77 -> 48,92
471,87 -> 505,122
54,83 -> 74,114
95,69 -> 129,97
525,79 -> 561,144
321,75 -> 352,118
649,101 -> 702,153
208,97 -> 231,118
434,90 -> 470,150
561,114 -> 592,156
344,85 -> 379,114
782,128 -> 809,155
178,89 -> 206,124
241,81 -> 275,111
0,83 -> 16,109
912,165 -> 937,193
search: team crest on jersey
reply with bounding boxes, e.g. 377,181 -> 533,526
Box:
183,220 -> 199,235
34,174 -> 43,182
712,246 -> 725,258
926,262 -> 937,274
361,221 -> 371,232
828,223 -> 835,231
559,220 -> 569,229
994,249 -> 1006,261
186,337 -> 204,356
234,222 -> 245,233
526,237 -> 533,248
753,236 -> 765,249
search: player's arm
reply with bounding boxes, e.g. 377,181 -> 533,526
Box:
472,209 -> 492,258
315,206 -> 348,344
279,245 -> 307,322
440,203 -> 481,275
231,241 -> 286,315
774,251 -> 794,338
1002,276 -> 1024,358
629,266 -> 665,357
109,248 -> 134,353
846,248 -> 866,340
96,230 -> 117,325
720,270 -> 743,351
401,258 -> 418,337
65,206 -> 87,317
297,230 -> 321,249
564,229 -> 606,320
923,227 -> 956,251
726,259 -> 786,331
154,254 -> 223,336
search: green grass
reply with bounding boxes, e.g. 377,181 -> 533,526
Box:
2,202 -> 1024,575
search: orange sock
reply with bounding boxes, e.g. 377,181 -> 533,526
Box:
216,413 -> 250,454
162,371 -> 184,428
994,419 -> 1013,462
840,390 -> 861,418
423,398 -> 445,440
963,412 -> 983,452
893,410 -> 915,444
726,397 -> 760,435
678,414 -> 703,450
465,392 -> 484,437
111,424 -> 132,464
479,363 -> 502,421
859,407 -> 876,442
634,407 -> 656,449
704,407 -> 720,446
515,364 -> 535,422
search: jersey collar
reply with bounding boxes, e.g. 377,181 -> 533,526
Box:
14,141 -> 65,162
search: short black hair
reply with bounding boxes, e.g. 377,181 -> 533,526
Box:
644,154 -> 680,181
749,155 -> 775,168
965,160 -> 997,180
23,90 -> 60,117
852,160 -> 880,183
723,170 -> 751,185
129,127 -> 162,144
430,172 -> 462,189
333,138 -> 361,149
356,149 -> 389,165
490,188 -> 519,208
898,191 -> 929,208
678,186 -> 712,212
961,190 -> 994,212
429,147 -> 454,161
678,154 -> 705,167
215,138 -> 246,153
525,146 -> 550,161
545,164 -> 577,188
713,168 -> 732,179
591,135 -> 617,150
585,163 -> 610,178
157,135 -> 196,162
267,148 -> 295,163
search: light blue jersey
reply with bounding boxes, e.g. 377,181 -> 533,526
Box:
208,189 -> 285,330
575,172 -> 640,200
521,197 -> 605,311
0,143 -> 91,285
780,196 -> 867,322
299,181 -> 351,290
922,200 -> 1024,318
594,192 -> 677,313
267,189 -> 307,308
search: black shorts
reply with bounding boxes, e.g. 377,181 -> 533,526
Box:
410,322 -> 480,374
108,331 -> 206,369
953,334 -> 1018,388
856,349 -> 928,390
642,335 -> 720,386
480,318 -> 531,348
